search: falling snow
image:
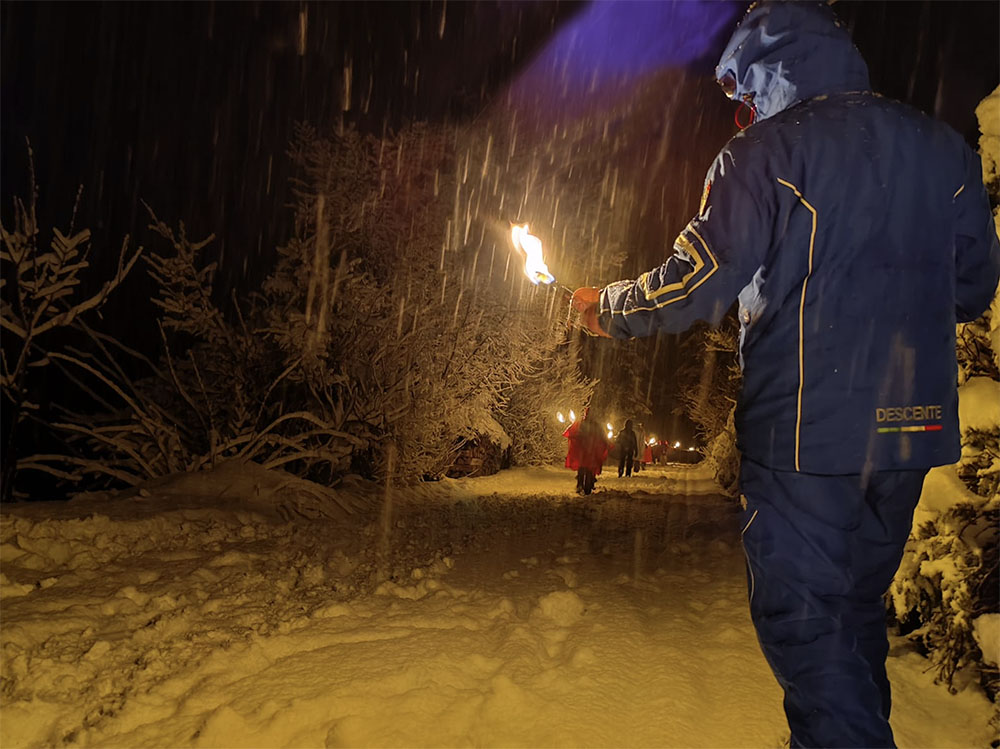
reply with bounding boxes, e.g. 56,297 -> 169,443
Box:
2,4 -> 999,746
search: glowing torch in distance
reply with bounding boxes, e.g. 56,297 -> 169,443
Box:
510,224 -> 556,286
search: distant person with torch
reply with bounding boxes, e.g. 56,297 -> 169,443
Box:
562,407 -> 609,495
571,2 -> 999,747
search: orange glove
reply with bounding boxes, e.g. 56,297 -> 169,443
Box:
571,287 -> 611,338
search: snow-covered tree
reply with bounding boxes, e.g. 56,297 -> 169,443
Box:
890,85 -> 1000,706
5,112 -> 604,491
270,124 -> 582,481
500,337 -> 597,467
19,211 -> 357,488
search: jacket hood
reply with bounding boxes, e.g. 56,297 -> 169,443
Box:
715,2 -> 871,121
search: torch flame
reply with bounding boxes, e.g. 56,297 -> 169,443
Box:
510,224 -> 555,285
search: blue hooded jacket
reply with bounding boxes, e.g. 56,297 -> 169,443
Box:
598,2 -> 1000,475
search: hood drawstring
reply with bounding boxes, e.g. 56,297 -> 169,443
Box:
735,97 -> 757,130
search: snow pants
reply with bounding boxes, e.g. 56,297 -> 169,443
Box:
738,458 -> 926,749
619,450 -> 635,477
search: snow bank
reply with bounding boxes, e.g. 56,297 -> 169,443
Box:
895,100 -> 1000,710
915,376 -> 999,521
915,464 -> 984,520
976,84 -> 1000,369
957,376 -> 1000,434
973,614 -> 1000,667
2,464 -> 994,748
976,85 -> 1000,189
438,462 -> 721,500
117,459 -> 373,522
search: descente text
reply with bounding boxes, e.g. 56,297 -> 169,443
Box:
875,405 -> 943,423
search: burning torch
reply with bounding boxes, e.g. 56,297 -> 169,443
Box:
509,223 -> 573,293
509,223 -> 605,337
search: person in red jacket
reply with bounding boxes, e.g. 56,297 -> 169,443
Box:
563,407 -> 609,495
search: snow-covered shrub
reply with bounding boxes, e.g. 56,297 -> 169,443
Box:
890,85 -> 1000,705
1,149 -> 143,499
705,410 -> 740,497
13,120 -> 596,489
9,118 -> 600,490
275,124 -> 576,481
890,470 -> 998,697
50,125 -> 542,485
29,211 -> 366,487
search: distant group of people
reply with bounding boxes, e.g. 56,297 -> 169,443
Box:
562,410 -> 654,494
611,418 -> 655,477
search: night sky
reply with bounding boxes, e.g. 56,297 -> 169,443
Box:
2,2 -> 584,302
3,0 -> 998,450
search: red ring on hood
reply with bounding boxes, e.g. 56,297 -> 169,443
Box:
735,98 -> 757,130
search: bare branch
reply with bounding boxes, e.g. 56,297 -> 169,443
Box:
29,236 -> 143,338
17,454 -> 142,485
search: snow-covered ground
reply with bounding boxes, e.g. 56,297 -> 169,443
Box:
1,463 -> 994,748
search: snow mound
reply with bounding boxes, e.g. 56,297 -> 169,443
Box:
533,590 -> 586,626
973,614 -> 1000,667
916,464 -> 983,520
976,84 -> 1000,185
469,413 -> 513,450
957,377 -> 1000,434
124,459 -> 373,522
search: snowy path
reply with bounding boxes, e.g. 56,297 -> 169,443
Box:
1,465 -> 994,747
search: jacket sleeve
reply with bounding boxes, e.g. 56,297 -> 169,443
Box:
598,138 -> 774,338
954,148 -> 1000,323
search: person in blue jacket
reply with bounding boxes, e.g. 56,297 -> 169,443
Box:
572,2 -> 1000,747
